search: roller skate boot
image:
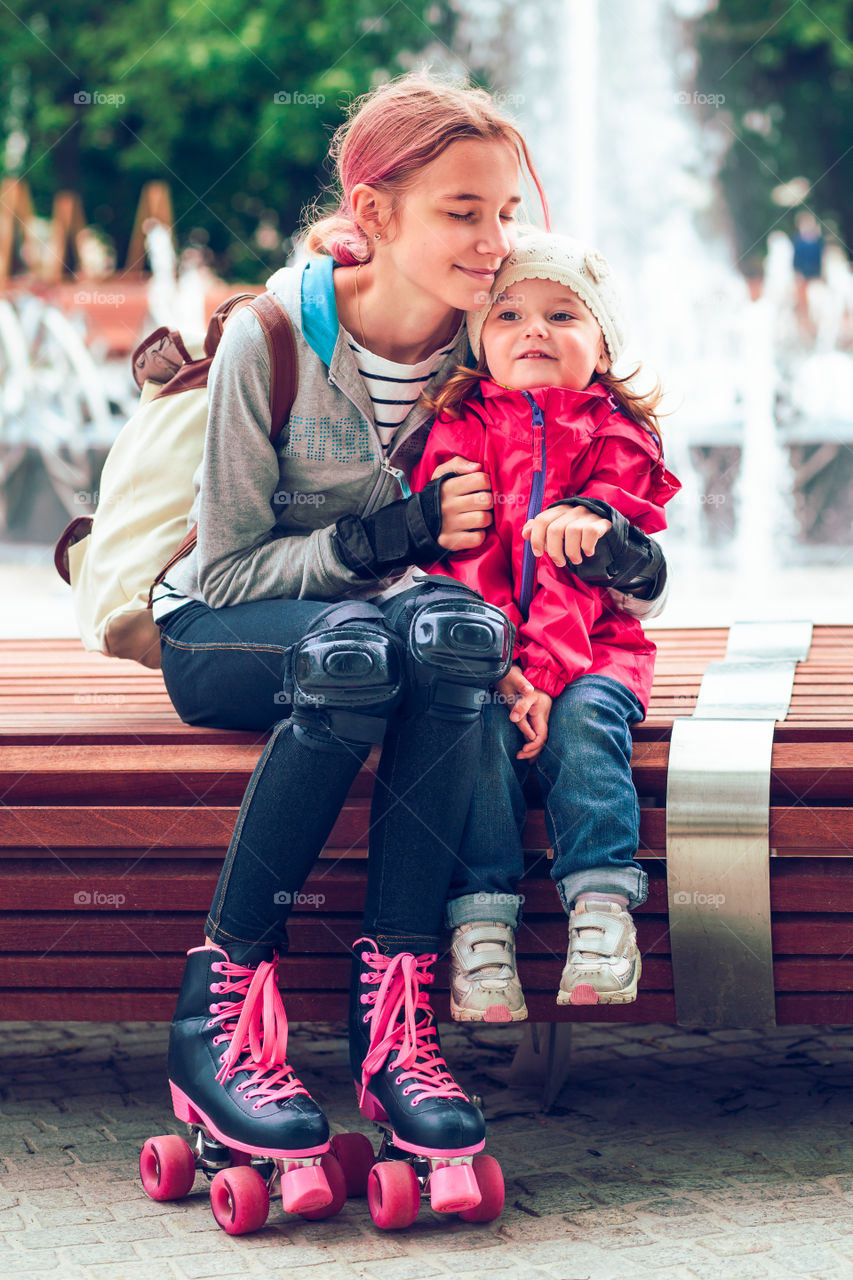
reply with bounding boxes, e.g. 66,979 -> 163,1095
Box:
449,921 -> 528,1023
140,943 -> 346,1233
349,936 -> 505,1229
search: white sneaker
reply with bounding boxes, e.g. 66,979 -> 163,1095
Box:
557,901 -> 641,1006
449,922 -> 528,1023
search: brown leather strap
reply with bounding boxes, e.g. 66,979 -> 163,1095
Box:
203,292 -> 259,357
54,516 -> 93,584
147,291 -> 297,606
247,292 -> 297,445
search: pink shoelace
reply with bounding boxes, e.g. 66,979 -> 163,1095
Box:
206,956 -> 309,1109
356,939 -> 468,1108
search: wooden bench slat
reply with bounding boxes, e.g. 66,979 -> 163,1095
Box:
2,741 -> 850,802
2,989 -> 852,1024
3,912 -> 853,956
2,803 -> 852,852
4,857 -> 853,912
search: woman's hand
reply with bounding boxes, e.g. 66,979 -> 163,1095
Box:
431,456 -> 494,551
522,504 -> 612,568
495,665 -> 553,760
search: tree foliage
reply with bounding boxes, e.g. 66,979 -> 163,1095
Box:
1,0 -> 458,278
689,0 -> 853,272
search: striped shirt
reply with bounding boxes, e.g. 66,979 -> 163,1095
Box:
343,326 -> 462,451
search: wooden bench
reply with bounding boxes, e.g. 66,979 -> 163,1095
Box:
1,628 -> 852,1025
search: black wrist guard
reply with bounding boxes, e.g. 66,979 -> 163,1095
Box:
335,477 -> 449,580
549,496 -> 667,600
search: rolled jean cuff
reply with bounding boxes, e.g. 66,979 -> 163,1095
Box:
444,892 -> 522,930
368,931 -> 440,957
203,918 -> 282,966
556,866 -> 648,916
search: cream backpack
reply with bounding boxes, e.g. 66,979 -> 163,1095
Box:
54,292 -> 296,669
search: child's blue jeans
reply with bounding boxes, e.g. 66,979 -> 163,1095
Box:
446,673 -> 648,927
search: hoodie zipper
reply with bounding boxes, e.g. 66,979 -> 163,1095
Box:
518,392 -> 546,618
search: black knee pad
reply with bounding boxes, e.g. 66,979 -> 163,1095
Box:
407,581 -> 514,721
283,601 -> 405,748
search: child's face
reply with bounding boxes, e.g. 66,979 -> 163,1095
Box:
480,276 -> 609,391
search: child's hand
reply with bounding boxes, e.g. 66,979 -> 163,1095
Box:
522,505 -> 612,568
514,687 -> 552,760
431,456 -> 494,551
496,666 -> 553,760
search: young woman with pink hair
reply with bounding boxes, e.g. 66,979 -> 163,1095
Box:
145,72 -> 548,1226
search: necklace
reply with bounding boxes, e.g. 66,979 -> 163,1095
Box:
354,263 -> 367,349
354,262 -> 461,357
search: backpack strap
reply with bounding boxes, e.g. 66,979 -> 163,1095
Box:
147,292 -> 297,606
248,292 -> 298,437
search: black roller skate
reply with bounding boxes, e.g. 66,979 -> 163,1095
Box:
140,943 -> 347,1234
347,936 -> 505,1229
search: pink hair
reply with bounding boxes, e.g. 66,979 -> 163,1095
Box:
303,70 -> 549,265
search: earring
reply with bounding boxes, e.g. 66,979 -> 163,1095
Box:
374,232 -> 381,241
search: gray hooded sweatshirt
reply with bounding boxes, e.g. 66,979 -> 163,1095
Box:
164,259 -> 470,609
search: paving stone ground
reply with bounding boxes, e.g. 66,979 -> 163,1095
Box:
3,1019 -> 853,1280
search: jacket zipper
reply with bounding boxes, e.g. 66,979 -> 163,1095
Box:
327,371 -> 413,517
519,393 -> 546,618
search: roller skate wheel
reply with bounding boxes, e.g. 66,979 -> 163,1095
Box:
210,1165 -> 270,1235
300,1152 -> 347,1221
458,1154 -> 505,1222
280,1161 -> 333,1215
429,1161 -> 481,1214
139,1135 -> 196,1201
329,1131 -> 375,1197
367,1161 -> 420,1230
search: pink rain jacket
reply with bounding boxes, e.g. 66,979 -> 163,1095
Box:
411,379 -> 681,712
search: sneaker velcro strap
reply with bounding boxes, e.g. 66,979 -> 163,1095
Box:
458,925 -> 514,974
463,945 -> 513,974
570,913 -> 629,958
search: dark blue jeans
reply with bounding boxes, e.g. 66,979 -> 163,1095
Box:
446,674 -> 648,927
158,586 -> 485,965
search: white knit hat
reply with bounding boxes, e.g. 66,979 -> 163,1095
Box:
467,231 -> 627,365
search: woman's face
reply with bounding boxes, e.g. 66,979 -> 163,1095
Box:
380,138 -> 522,311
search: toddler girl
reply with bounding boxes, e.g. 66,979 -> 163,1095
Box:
412,232 -> 680,1017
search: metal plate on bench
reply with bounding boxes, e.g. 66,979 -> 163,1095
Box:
694,661 -> 802,721
667,718 -> 776,1027
665,620 -> 813,1028
724,619 -> 813,663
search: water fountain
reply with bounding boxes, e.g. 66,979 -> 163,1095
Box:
449,0 -> 853,620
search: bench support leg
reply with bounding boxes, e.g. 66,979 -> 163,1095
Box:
506,1022 -> 573,1111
